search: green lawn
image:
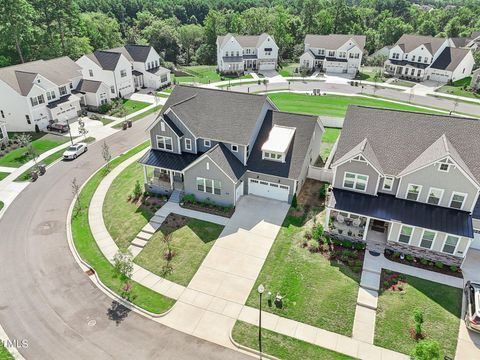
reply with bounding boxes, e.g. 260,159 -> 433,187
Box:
0,343 -> 13,360
174,65 -> 252,84
356,68 -> 386,83
245,212 -> 360,336
134,217 -> 224,286
232,321 -> 356,360
71,141 -> 175,314
319,128 -> 341,163
0,201 -> 4,211
279,63 -> 299,77
103,162 -> 155,249
436,77 -> 480,99
269,93 -> 446,118
112,105 -> 162,129
374,272 -> 462,358
0,172 -> 9,181
0,133 -> 69,168
156,92 -> 170,98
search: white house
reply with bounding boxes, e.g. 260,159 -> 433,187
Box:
299,34 -> 366,75
107,45 -> 171,89
76,51 -> 135,98
216,33 -> 278,74
0,57 -> 83,132
384,34 -> 475,83
73,79 -> 111,110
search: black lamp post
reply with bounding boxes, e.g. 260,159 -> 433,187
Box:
65,118 -> 73,145
258,284 -> 265,359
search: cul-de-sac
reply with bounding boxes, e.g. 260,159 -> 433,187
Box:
1,1 -> 480,359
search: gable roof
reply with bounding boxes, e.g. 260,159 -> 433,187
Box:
76,79 -> 103,93
158,85 -> 271,145
450,37 -> 470,48
333,138 -> 383,174
86,51 -> 122,71
108,44 -> 152,63
394,34 -> 446,54
204,143 -> 246,182
247,110 -> 320,179
304,34 -> 366,51
334,106 -> 480,184
430,47 -> 471,71
217,33 -> 272,48
0,56 -> 82,96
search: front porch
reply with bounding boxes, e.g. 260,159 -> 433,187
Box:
144,166 -> 184,196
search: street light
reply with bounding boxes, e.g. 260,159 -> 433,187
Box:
258,284 -> 265,359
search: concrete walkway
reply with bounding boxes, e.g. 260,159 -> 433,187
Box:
0,166 -> 16,173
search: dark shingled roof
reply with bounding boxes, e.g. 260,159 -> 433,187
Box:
386,59 -> 429,69
132,70 -> 143,76
304,34 -> 366,51
247,110 -> 320,179
159,85 -> 270,145
87,51 -> 122,71
333,106 -> 480,183
163,114 -> 184,137
124,44 -> 152,62
330,188 -> 473,237
139,149 -> 199,171
76,79 -> 103,93
430,47 -> 471,71
205,143 -> 246,182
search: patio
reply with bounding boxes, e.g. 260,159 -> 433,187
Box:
327,210 -> 367,241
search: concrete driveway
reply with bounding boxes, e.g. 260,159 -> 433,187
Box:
456,249 -> 480,359
158,195 -> 290,348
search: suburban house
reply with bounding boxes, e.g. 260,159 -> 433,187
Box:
471,68 -> 480,92
299,34 -> 366,74
0,57 -> 83,132
139,85 -> 323,206
107,45 -> 171,89
326,106 -> 480,266
76,50 -> 135,98
216,34 -> 279,74
73,79 -> 112,110
384,34 -> 475,83
450,31 -> 480,52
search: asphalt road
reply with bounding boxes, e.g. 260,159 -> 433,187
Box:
0,114 -> 251,360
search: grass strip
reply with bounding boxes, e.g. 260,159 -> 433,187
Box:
112,105 -> 163,129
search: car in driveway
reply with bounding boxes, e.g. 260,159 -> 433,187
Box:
47,122 -> 70,133
464,281 -> 480,333
63,143 -> 88,160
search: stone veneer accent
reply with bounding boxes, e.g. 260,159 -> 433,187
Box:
385,241 -> 462,267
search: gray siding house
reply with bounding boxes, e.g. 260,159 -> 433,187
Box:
326,106 -> 480,266
140,85 -> 323,206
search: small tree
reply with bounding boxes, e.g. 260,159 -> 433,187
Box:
413,308 -> 424,338
78,118 -> 89,140
113,248 -> 134,281
101,141 -> 112,170
162,233 -> 174,260
372,70 -> 382,94
411,340 -> 440,360
299,66 -> 308,80
71,177 -> 81,213
132,180 -> 142,201
15,133 -> 38,166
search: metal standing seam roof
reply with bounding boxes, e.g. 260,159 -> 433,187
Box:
330,188 -> 474,238
333,106 -> 480,184
138,149 -> 199,171
386,59 -> 430,69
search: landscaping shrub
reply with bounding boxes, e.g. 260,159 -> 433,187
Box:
434,261 -> 443,269
291,193 -> 298,209
132,180 -> 143,201
411,340 -> 441,360
450,265 -> 458,272
413,308 -> 424,336
354,241 -> 365,250
97,103 -> 112,114
307,239 -> 319,252
312,224 -> 324,240
303,230 -> 312,240
182,194 -> 196,204
393,251 -> 401,258
342,239 -> 352,248
406,254 -> 414,261
420,258 -> 428,265
318,184 -> 327,199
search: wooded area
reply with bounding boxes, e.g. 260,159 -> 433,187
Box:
0,0 -> 478,67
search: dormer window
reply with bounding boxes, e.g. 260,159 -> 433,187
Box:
204,139 -> 211,148
231,144 -> 238,152
263,151 -> 283,161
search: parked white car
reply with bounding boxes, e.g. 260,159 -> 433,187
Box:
63,143 -> 88,160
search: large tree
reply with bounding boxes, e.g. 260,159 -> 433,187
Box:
79,12 -> 123,50
178,24 -> 204,64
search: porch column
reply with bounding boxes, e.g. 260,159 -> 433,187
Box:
324,207 -> 331,231
363,217 -> 371,241
169,171 -> 174,189
143,166 -> 148,184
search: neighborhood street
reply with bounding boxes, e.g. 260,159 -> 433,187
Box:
0,114 -> 251,360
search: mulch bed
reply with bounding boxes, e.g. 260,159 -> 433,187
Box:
380,269 -> 408,292
304,240 -> 366,274
161,213 -> 190,233
128,194 -> 167,213
384,249 -> 463,278
180,202 -> 234,218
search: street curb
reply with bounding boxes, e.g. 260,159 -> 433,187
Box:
65,144 -> 174,319
0,323 -> 26,360
228,326 -> 280,360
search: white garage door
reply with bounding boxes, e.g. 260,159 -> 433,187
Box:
248,179 -> 289,202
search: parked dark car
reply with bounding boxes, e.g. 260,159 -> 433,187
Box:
47,122 -> 69,133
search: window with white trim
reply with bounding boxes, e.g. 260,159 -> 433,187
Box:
120,69 -> 127,78
382,176 -> 394,191
160,121 -> 165,132
231,144 -> 238,152
420,230 -> 436,249
156,135 -> 173,151
442,235 -> 459,254
343,172 -> 368,192
204,139 -> 211,148
406,184 -> 422,201
427,188 -> 444,205
263,151 -> 283,162
185,138 -> 192,151
398,225 -> 413,244
196,177 -> 221,195
59,86 -> 67,96
450,192 -> 467,209
438,158 -> 453,172
89,69 -> 93,77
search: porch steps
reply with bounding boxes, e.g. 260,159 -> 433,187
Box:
360,268 -> 381,291
137,231 -> 152,241
169,190 -> 182,203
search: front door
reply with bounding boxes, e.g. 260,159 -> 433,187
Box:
370,220 -> 387,233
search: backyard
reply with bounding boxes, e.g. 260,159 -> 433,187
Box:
232,321 -> 355,360
374,271 -> 462,358
174,65 -> 252,84
319,128 -> 341,165
134,215 -> 224,286
435,77 -> 479,99
0,132 -> 70,168
268,93 -> 446,118
245,210 -> 360,337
